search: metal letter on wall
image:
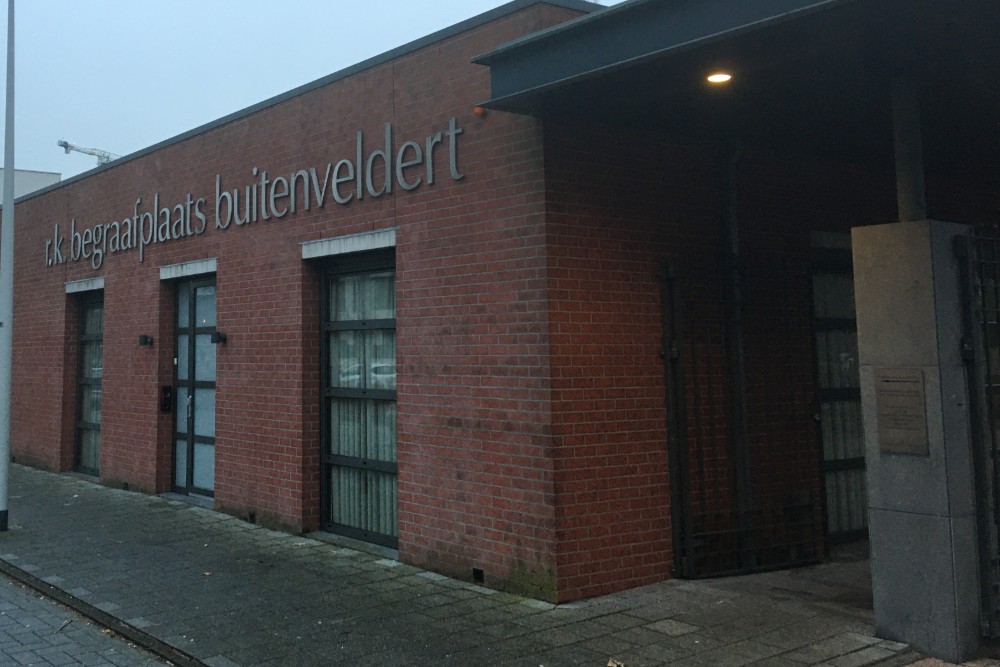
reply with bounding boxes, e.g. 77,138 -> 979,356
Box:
875,367 -> 929,456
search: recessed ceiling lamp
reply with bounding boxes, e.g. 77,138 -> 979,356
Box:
707,72 -> 733,84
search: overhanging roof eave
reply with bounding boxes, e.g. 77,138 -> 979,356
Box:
472,0 -> 647,66
475,0 -> 858,108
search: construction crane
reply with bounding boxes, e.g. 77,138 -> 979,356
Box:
56,139 -> 120,166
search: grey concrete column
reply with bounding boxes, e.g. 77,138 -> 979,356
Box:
891,75 -> 927,223
853,220 -> 979,663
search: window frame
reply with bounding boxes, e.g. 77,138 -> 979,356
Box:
75,293 -> 104,476
320,248 -> 398,547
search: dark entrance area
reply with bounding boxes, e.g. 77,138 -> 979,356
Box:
477,0 -> 999,580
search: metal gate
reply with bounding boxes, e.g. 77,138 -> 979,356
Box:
661,257 -> 825,577
957,227 -> 1000,638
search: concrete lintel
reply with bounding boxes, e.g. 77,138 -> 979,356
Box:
64,277 -> 105,294
159,258 -> 217,281
301,228 -> 396,260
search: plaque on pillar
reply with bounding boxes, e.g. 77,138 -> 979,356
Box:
875,367 -> 929,455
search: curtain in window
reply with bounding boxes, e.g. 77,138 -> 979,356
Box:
327,269 -> 397,540
77,301 -> 103,475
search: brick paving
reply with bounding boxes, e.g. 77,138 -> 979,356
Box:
0,464 -> 956,666
0,575 -> 164,666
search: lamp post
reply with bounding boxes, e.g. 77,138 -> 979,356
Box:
0,0 -> 16,531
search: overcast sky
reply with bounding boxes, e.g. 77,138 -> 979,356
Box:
0,0 -> 618,181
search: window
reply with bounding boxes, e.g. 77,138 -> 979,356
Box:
321,251 -> 397,547
76,296 -> 103,475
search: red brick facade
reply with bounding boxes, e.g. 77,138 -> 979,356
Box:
12,3 -> 585,601
7,2 -> 931,603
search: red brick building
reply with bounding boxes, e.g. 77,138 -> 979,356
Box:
9,0 -> 999,602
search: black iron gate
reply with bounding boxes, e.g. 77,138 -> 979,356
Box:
957,227 -> 1000,638
661,258 -> 825,577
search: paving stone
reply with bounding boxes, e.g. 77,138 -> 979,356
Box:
686,646 -> 767,666
783,632 -> 884,664
758,617 -> 847,649
0,577 -> 163,666
726,638 -> 787,660
520,598 -> 556,611
579,632 -> 637,655
647,618 -> 701,636
204,656 -> 243,667
825,645 -> 903,667
657,631 -> 725,654
752,656 -> 815,667
0,464 -> 904,667
622,639 -> 696,665
34,646 -> 81,666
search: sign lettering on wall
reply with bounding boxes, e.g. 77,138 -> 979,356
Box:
45,118 -> 463,270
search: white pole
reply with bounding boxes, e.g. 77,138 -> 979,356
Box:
0,0 -> 16,531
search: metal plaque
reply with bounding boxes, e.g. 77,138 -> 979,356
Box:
875,367 -> 929,456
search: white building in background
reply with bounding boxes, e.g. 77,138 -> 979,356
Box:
0,168 -> 59,198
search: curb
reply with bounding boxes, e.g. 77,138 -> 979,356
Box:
877,650 -> 925,666
0,557 -> 207,667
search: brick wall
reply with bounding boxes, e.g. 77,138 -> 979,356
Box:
10,2 -> 586,598
543,121 -> 723,599
392,4 -> 588,600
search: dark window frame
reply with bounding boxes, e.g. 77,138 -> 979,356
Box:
75,293 -> 104,476
320,248 -> 398,548
172,277 -> 218,497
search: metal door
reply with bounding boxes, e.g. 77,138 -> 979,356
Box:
173,279 -> 217,495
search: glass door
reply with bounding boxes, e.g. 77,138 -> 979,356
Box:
174,279 -> 217,495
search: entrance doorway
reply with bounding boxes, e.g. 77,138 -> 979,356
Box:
76,295 -> 103,475
811,232 -> 866,540
173,279 -> 217,496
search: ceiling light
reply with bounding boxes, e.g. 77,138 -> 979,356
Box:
707,72 -> 733,84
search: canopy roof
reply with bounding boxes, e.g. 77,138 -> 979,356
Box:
476,0 -> 1000,169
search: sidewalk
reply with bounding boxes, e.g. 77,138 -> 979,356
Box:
0,464 -> 953,666
0,575 -> 166,666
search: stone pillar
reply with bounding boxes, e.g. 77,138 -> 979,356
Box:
852,219 -> 980,663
